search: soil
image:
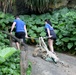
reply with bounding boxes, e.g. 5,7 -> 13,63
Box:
27,45 -> 76,75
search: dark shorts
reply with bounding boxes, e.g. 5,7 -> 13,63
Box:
15,32 -> 25,43
46,30 -> 57,40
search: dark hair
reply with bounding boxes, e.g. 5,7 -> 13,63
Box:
14,15 -> 19,19
45,19 -> 52,26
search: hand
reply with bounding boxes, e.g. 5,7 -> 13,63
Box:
25,35 -> 28,38
49,35 -> 52,38
10,31 -> 12,34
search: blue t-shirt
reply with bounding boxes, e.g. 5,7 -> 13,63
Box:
45,23 -> 53,31
14,19 -> 26,32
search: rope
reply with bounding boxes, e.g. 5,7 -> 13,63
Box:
27,36 -> 52,40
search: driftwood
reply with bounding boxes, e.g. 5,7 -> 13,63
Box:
33,37 -> 70,67
1,31 -> 28,75
1,31 -> 26,47
33,37 -> 59,63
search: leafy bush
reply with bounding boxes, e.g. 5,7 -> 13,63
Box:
51,8 -> 76,54
0,50 -> 20,75
0,7 -> 76,55
0,32 -> 9,48
22,8 -> 76,54
0,47 -> 17,64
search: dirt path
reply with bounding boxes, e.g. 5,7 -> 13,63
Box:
27,45 -> 76,75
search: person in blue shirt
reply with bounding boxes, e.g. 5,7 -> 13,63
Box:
10,15 -> 28,50
45,19 -> 56,53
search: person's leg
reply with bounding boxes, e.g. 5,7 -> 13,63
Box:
21,32 -> 25,43
15,32 -> 20,50
48,39 -> 54,53
16,42 -> 20,50
15,32 -> 25,49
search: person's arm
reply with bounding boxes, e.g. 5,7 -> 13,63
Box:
46,28 -> 52,37
10,22 -> 16,33
24,25 -> 28,37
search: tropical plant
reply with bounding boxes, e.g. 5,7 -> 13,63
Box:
0,49 -> 20,75
51,8 -> 76,54
0,7 -> 76,55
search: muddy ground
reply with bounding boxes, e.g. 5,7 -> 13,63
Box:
27,45 -> 76,75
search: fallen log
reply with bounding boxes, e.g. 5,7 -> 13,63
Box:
1,31 -> 26,47
33,37 -> 59,63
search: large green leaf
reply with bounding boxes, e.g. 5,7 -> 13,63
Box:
59,35 -> 63,39
67,43 -> 73,49
74,42 -> 76,45
28,30 -> 34,34
37,27 -> 44,33
59,8 -> 69,17
34,19 -> 41,24
0,47 -> 17,59
31,26 -> 37,31
70,37 -> 76,41
73,31 -> 76,34
61,37 -> 69,42
40,32 -> 46,37
30,33 -> 37,38
0,56 -> 5,64
0,12 -> 5,18
0,47 -> 17,64
56,39 -> 63,45
54,30 -> 59,34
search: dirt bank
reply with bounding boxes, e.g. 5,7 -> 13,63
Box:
27,45 -> 76,75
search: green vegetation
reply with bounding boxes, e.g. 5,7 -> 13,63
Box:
26,61 -> 32,75
0,7 -> 76,75
0,47 -> 20,75
0,47 -> 17,64
21,8 -> 76,54
0,0 -> 76,74
0,8 -> 76,54
0,44 -> 32,74
0,47 -> 32,75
